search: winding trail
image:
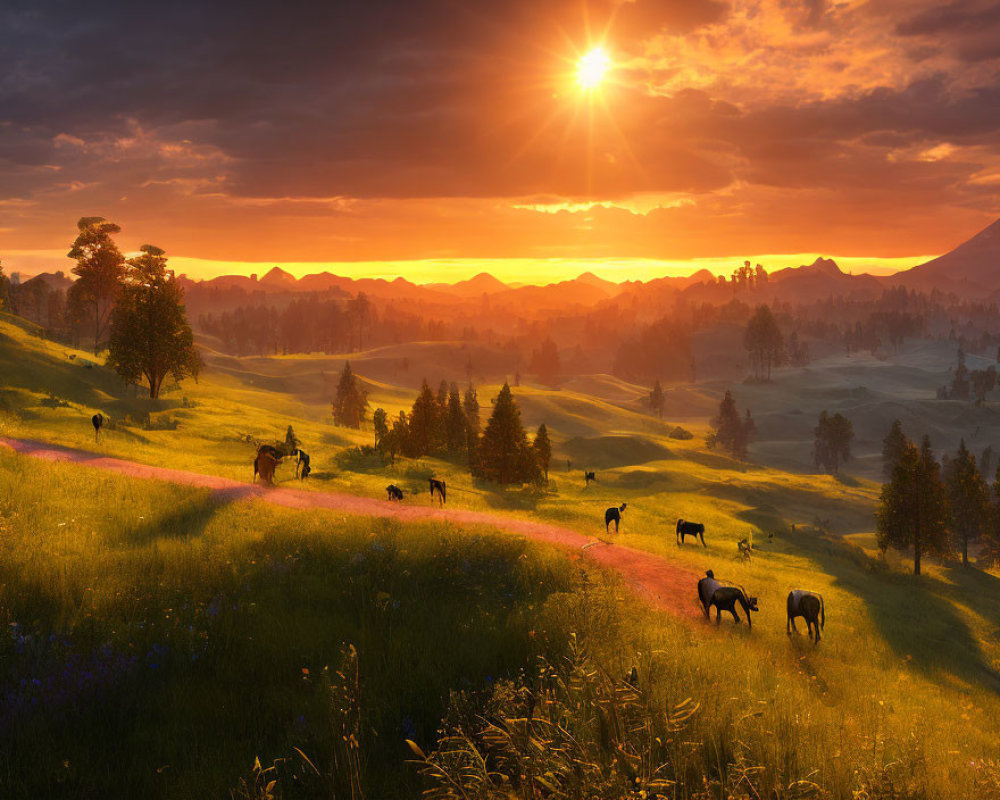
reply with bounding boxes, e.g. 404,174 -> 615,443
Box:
1,437 -> 701,619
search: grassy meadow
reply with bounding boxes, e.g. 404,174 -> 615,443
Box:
3,312 -> 1000,798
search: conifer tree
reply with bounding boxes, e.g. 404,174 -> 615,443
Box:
882,419 -> 908,481
332,361 -> 368,429
649,379 -> 665,419
708,390 -> 753,461
476,383 -> 537,484
813,410 -> 854,474
877,435 -> 949,575
372,408 -> 388,449
946,439 -> 988,567
407,379 -> 440,457
533,423 -> 552,481
284,425 -> 299,455
445,383 -> 468,457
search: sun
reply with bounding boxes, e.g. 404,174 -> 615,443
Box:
576,47 -> 611,90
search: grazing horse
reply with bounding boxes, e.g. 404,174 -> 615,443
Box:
707,586 -> 759,629
429,478 -> 446,505
787,589 -> 825,644
676,519 -> 706,547
92,413 -> 104,442
584,471 -> 596,487
294,449 -> 311,479
604,502 -> 627,533
697,570 -> 721,617
256,451 -> 279,484
386,484 -> 404,502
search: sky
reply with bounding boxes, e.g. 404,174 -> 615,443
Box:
2,0 -> 999,283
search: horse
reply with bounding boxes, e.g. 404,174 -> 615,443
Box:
584,471 -> 596,487
429,478 -> 446,505
386,484 -> 404,502
294,448 -> 311,479
697,570 -> 721,617
676,519 -> 706,547
92,413 -> 104,442
605,502 -> 627,533
707,586 -> 759,629
787,589 -> 825,644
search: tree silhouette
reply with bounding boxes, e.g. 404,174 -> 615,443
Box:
67,216 -> 126,352
951,346 -> 970,400
284,425 -> 299,455
882,419 -> 908,481
475,383 -> 538,485
743,305 -> 784,381
373,408 -> 388,449
332,362 -> 368,429
533,423 -> 552,481
707,390 -> 753,461
877,435 -> 949,575
0,260 -> 10,311
813,411 -> 853,474
529,338 -> 560,385
445,383 -> 468,458
649,380 -> 665,419
945,439 -> 988,567
970,366 -> 996,404
105,245 -> 200,399
407,380 -> 440,457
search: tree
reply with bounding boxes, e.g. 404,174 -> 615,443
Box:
0,259 -> 10,311
743,305 -> 784,381
945,439 -> 988,567
533,423 -> 552,481
464,384 -> 481,457
529,338 -> 560,385
951,346 -> 970,400
475,383 -> 539,485
373,408 -> 389,449
332,362 -> 368,429
67,216 -> 126,352
407,380 -> 440,457
707,390 -> 753,461
876,435 -> 949,575
382,411 -> 409,463
105,245 -> 201,399
971,366 -> 997,404
813,411 -> 854,474
882,419 -> 908,481
445,383 -> 468,457
284,425 -> 299,455
649,380 -> 665,419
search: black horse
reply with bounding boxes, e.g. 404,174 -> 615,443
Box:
787,590 -> 825,644
429,478 -> 446,505
386,484 -> 404,502
676,519 -> 706,547
91,413 -> 104,442
707,586 -> 759,629
584,471 -> 596,487
604,502 -> 627,533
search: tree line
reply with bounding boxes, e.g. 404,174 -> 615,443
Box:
878,420 -> 1000,573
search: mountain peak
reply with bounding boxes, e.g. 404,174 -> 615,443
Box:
261,266 -> 296,285
808,257 -> 842,276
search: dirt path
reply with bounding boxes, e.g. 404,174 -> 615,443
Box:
0,437 -> 702,620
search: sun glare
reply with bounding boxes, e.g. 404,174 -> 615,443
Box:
576,47 -> 610,89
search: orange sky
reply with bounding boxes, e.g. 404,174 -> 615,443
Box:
2,0 -> 998,282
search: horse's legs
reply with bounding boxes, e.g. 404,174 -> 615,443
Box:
731,608 -> 741,625
789,616 -> 799,634
715,607 -> 721,625
700,532 -> 706,547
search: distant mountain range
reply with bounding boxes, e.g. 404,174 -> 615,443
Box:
20,217 -> 1000,307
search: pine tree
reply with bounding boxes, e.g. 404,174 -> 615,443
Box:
813,411 -> 854,474
946,439 -> 988,567
475,383 -> 537,485
332,361 -> 368,429
463,383 -> 481,460
284,425 -> 299,455
882,420 -> 908,481
708,390 -> 753,461
533,423 -> 552,481
105,245 -> 200,398
445,383 -> 468,457
372,408 -> 388,449
951,347 -> 970,400
649,379 -> 665,419
407,380 -> 440,457
876,435 -> 949,575
743,305 -> 785,381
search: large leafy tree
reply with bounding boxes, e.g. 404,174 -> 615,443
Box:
67,217 -> 126,352
743,305 -> 784,381
332,362 -> 368,429
876,435 -> 949,575
813,410 -> 854,474
106,245 -> 201,399
945,439 -> 988,567
475,383 -> 539,485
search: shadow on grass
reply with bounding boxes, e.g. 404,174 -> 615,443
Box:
124,492 -> 239,546
789,529 -> 1000,694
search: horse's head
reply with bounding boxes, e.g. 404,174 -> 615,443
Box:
746,595 -> 759,613
620,503 -> 628,512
